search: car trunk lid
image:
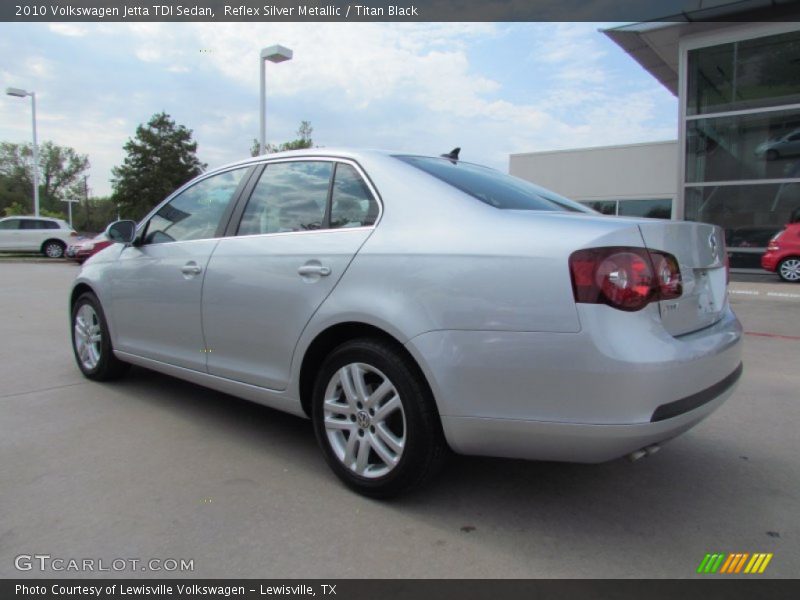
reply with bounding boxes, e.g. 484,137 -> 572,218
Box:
637,221 -> 728,336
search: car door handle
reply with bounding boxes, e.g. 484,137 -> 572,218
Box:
181,263 -> 202,276
297,265 -> 331,277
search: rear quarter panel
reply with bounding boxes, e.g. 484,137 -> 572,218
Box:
290,155 -> 650,396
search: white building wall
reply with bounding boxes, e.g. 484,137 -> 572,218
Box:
509,141 -> 678,202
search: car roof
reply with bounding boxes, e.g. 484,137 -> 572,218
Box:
1,215 -> 63,222
207,148 -> 414,174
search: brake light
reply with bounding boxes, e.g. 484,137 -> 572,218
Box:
569,247 -> 682,312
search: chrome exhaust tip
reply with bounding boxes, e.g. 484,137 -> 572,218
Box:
627,444 -> 661,462
644,444 -> 661,456
627,449 -> 647,462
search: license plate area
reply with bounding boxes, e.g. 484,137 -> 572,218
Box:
659,267 -> 726,336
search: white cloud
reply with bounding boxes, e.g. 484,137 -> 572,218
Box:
0,22 -> 677,197
48,23 -> 88,37
25,56 -> 53,78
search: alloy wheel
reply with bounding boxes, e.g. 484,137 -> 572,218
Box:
45,242 -> 64,258
779,258 -> 800,282
322,362 -> 406,478
74,303 -> 102,370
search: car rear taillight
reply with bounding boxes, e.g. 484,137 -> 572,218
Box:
70,231 -> 79,237
766,231 -> 783,251
569,247 -> 682,312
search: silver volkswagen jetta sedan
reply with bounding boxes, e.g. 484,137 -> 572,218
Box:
70,149 -> 743,497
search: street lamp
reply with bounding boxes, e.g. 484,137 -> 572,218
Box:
6,87 -> 40,217
259,44 -> 293,155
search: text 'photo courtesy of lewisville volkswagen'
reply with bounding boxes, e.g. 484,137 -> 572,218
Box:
69,148 -> 742,498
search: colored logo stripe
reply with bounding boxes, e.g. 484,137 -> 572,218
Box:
698,553 -> 773,574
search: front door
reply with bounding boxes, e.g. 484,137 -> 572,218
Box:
108,167 -> 250,371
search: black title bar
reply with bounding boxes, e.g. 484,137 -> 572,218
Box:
4,579 -> 800,600
3,0 -> 800,22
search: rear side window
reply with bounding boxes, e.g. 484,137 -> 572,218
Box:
330,164 -> 379,228
144,167 -> 248,244
0,219 -> 21,230
238,161 -> 333,235
20,219 -> 56,230
395,155 -> 590,212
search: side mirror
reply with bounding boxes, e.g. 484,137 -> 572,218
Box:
105,220 -> 137,244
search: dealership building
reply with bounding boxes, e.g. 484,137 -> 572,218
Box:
510,14 -> 800,269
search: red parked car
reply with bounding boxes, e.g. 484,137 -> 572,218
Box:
762,221 -> 800,282
66,233 -> 113,264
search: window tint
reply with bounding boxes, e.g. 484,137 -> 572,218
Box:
238,161 -> 332,236
144,168 -> 247,244
0,219 -> 21,230
395,155 -> 590,212
20,219 -> 53,230
330,164 -> 379,228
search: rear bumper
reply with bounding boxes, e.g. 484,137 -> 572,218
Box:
406,304 -> 743,462
439,364 -> 740,462
761,251 -> 779,271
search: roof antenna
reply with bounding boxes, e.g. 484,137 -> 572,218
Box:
441,147 -> 460,161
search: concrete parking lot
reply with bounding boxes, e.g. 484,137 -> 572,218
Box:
1,262 -> 798,578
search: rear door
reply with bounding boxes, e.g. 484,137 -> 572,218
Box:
18,218 -> 48,251
638,221 -> 727,336
109,166 -> 252,371
203,159 -> 380,390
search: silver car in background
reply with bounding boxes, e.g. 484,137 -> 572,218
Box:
70,149 -> 743,497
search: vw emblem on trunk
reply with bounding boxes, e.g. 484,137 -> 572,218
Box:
709,232 -> 719,262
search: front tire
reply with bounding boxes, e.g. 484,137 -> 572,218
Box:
71,292 -> 130,380
311,338 -> 448,498
778,257 -> 800,282
43,240 -> 65,258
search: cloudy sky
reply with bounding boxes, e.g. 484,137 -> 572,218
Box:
0,22 -> 677,197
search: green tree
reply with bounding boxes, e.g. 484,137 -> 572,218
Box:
250,121 -> 315,156
112,112 -> 206,219
75,196 -> 120,233
0,141 -> 89,217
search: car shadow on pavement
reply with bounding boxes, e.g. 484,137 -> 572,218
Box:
110,365 -> 784,575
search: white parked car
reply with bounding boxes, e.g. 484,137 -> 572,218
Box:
0,216 -> 77,258
70,149 -> 743,497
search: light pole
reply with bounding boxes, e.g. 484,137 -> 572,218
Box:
6,87 -> 40,217
259,45 -> 293,155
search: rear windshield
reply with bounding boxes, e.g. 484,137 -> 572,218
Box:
395,155 -> 592,213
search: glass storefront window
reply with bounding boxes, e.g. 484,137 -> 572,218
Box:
687,30 -> 800,116
583,200 -> 617,215
579,199 -> 672,219
618,198 -> 672,219
686,108 -> 800,182
685,183 -> 799,268
685,182 -> 799,240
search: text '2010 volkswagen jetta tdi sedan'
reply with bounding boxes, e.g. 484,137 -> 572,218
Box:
70,149 -> 743,497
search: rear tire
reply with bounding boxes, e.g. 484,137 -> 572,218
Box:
71,292 -> 130,380
311,338 -> 448,498
42,240 -> 65,258
778,257 -> 800,282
